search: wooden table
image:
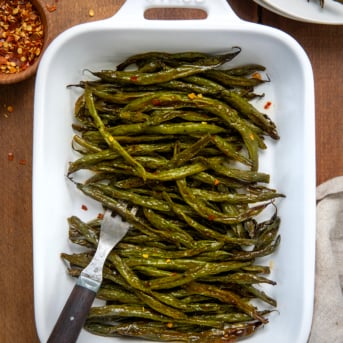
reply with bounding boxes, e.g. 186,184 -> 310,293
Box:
0,1 -> 342,342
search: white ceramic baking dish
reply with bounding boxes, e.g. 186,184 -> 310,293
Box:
33,0 -> 316,342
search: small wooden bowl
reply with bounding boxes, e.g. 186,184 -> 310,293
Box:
0,0 -> 50,85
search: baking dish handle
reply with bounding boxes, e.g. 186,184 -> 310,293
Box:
111,0 -> 242,26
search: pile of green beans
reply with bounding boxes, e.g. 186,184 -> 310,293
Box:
63,48 -> 284,342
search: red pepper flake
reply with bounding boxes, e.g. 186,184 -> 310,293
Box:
0,0 -> 45,74
264,101 -> 272,110
208,214 -> 216,221
151,99 -> 161,106
8,152 -> 14,161
130,75 -> 138,81
81,204 -> 88,211
213,179 -> 220,186
251,72 -> 262,80
19,159 -> 26,165
97,212 -> 104,219
88,9 -> 95,17
46,4 -> 57,12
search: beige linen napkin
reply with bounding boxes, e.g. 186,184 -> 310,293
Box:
308,176 -> 343,343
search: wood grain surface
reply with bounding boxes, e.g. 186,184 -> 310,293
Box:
0,1 -> 341,342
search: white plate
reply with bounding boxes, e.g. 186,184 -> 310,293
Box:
253,0 -> 298,19
257,0 -> 343,24
33,0 -> 316,342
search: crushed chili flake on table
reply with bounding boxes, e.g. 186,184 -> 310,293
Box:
0,0 -> 44,74
88,8 -> 95,17
46,4 -> 57,13
8,152 -> 14,161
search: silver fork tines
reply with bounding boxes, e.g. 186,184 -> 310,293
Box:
77,210 -> 132,292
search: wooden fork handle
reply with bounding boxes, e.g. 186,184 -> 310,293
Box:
47,284 -> 96,343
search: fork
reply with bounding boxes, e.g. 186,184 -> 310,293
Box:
47,207 -> 135,343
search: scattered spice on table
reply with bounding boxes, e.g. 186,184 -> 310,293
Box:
88,9 -> 95,17
0,0 -> 44,74
46,0 -> 58,12
46,4 -> 57,13
7,152 -> 14,161
2,103 -> 14,117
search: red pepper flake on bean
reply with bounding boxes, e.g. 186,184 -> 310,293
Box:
0,0 -> 44,74
251,72 -> 262,80
213,179 -> 220,186
81,204 -> 88,211
208,214 -> 216,221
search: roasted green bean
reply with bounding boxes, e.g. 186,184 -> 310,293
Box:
84,320 -> 263,342
115,48 -> 241,70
